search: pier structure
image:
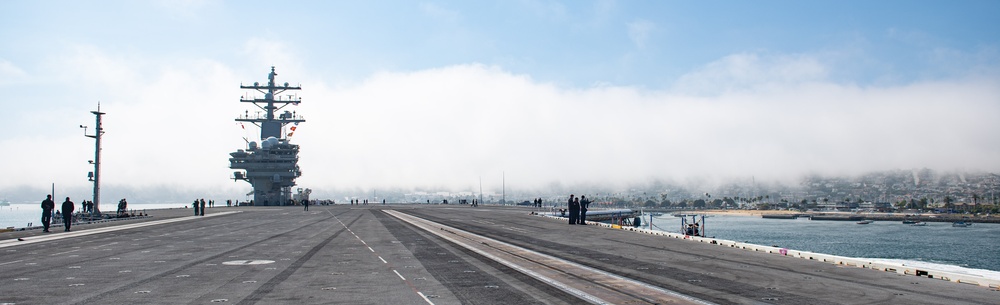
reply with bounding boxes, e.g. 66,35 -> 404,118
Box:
229,67 -> 306,205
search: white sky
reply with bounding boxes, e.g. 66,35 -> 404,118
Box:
1,1 -> 998,200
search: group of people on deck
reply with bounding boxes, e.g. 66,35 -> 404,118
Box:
192,199 -> 207,216
40,195 -> 75,232
566,194 -> 591,225
116,198 -> 128,216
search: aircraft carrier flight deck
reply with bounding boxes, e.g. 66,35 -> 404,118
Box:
1,205 -> 997,304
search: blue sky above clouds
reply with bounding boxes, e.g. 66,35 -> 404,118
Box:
1,1 -> 998,199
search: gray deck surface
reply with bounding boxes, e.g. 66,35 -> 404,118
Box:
1,205 -> 996,304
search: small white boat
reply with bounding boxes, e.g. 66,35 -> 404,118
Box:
910,222 -> 927,226
856,220 -> 873,224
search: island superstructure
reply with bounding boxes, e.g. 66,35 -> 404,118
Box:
229,67 -> 305,206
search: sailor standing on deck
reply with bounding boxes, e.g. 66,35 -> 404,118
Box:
200,199 -> 206,216
567,194 -> 578,225
578,195 -> 590,224
41,195 -> 55,232
62,197 -> 75,232
193,199 -> 200,216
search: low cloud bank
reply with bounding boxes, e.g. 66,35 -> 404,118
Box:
2,49 -> 997,196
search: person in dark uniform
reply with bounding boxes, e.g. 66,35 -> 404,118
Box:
579,195 -> 590,224
200,199 -> 206,216
41,195 -> 55,232
567,194 -> 578,225
303,199 -> 309,211
193,199 -> 200,216
62,197 -> 75,232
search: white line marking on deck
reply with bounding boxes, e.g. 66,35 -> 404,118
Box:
328,209 -> 433,304
49,249 -> 81,256
417,292 -> 436,305
0,259 -> 25,266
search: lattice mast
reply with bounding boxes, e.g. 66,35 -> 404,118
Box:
236,66 -> 305,139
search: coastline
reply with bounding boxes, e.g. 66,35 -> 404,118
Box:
678,209 -> 802,216
668,209 -> 1000,223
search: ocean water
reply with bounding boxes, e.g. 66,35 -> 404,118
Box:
647,215 -> 1000,276
0,203 -> 189,228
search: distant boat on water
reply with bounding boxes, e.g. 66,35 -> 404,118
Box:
952,221 -> 973,227
856,219 -> 873,224
952,217 -> 973,227
910,221 -> 927,226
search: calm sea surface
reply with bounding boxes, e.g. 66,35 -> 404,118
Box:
648,214 -> 1000,273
